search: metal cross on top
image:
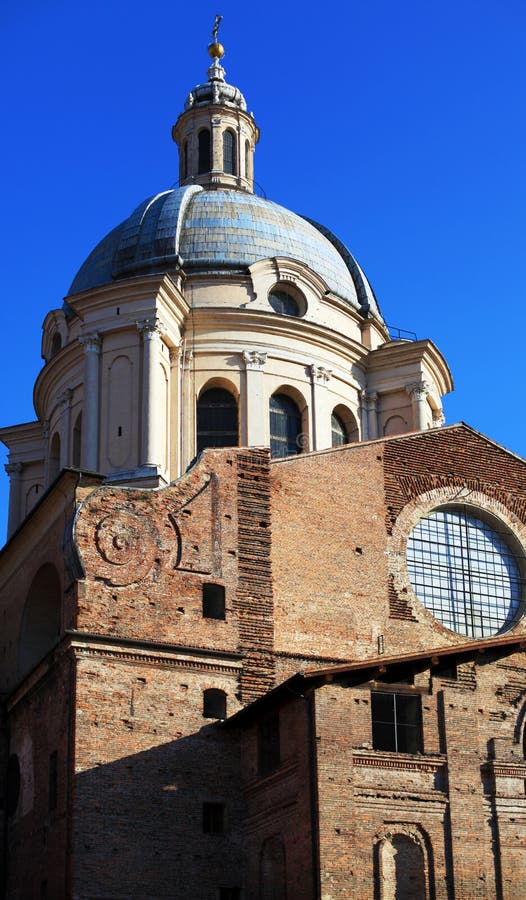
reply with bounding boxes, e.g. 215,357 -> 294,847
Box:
211,14 -> 223,41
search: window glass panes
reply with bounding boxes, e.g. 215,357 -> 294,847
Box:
331,413 -> 347,447
371,692 -> 422,754
198,129 -> 211,174
407,508 -> 522,638
269,394 -> 302,459
223,130 -> 236,175
269,290 -> 300,317
197,388 -> 238,453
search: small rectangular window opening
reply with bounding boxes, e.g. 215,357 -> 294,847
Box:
49,751 -> 58,812
219,889 -> 241,900
203,583 -> 226,620
258,713 -> 280,775
203,801 -> 225,834
371,692 -> 422,754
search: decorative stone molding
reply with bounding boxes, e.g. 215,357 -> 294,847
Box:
137,318 -> 166,340
5,462 -> 23,477
309,364 -> 332,384
242,350 -> 267,371
406,380 -> 429,401
79,332 -> 102,354
361,389 -> 378,409
432,408 -> 446,427
57,388 -> 73,409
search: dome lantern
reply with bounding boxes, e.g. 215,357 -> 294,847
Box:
172,19 -> 259,192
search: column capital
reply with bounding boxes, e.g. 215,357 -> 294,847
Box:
360,389 -> 378,408
137,318 -> 165,340
243,350 -> 267,371
79,332 -> 102,353
58,388 -> 73,408
432,408 -> 446,427
406,380 -> 429,401
5,462 -> 23,477
309,364 -> 332,384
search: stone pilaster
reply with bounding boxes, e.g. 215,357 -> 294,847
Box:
79,332 -> 102,471
5,462 -> 23,538
242,350 -> 267,446
309,364 -> 332,451
361,390 -> 379,440
406,381 -> 429,431
138,319 -> 165,468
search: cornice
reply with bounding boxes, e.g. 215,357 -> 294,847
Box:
185,307 -> 370,371
352,750 -> 446,773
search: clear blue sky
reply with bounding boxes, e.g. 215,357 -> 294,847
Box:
1,0 -> 525,537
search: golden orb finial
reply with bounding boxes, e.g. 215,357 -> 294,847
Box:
208,14 -> 224,59
208,41 -> 225,60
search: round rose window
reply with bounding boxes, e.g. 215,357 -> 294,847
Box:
406,507 -> 523,638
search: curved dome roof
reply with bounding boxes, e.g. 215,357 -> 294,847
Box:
69,186 -> 383,321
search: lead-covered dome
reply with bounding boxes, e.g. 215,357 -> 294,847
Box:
69,185 -> 383,321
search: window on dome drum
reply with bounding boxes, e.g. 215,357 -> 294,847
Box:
269,394 -> 302,459
268,289 -> 300,317
196,388 -> 238,453
202,802 -> 225,834
203,688 -> 227,719
202,583 -> 226,620
406,506 -> 523,638
258,712 -> 280,775
331,412 -> 348,446
223,129 -> 236,175
198,128 -> 211,174
371,691 -> 422,754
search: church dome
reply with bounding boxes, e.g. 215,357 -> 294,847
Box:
68,185 -> 383,322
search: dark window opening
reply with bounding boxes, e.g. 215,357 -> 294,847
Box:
203,688 -> 227,719
51,333 -> 62,357
436,661 -> 458,681
220,889 -> 241,900
371,692 -> 422,754
269,289 -> 300,317
198,129 -> 211,174
203,583 -> 226,620
197,388 -> 238,453
6,754 -> 21,816
49,750 -> 58,811
40,882 -> 48,900
258,712 -> 280,775
270,393 -> 302,459
331,412 -> 348,447
203,801 -> 225,834
223,130 -> 236,175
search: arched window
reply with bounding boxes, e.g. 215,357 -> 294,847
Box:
270,393 -> 302,459
331,412 -> 348,446
72,412 -> 82,468
268,289 -> 301,317
198,128 -> 211,174
223,130 -> 236,175
18,564 -> 61,677
51,332 -> 62,357
196,388 -> 238,453
377,833 -> 427,899
49,432 -> 61,482
203,688 -> 227,719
